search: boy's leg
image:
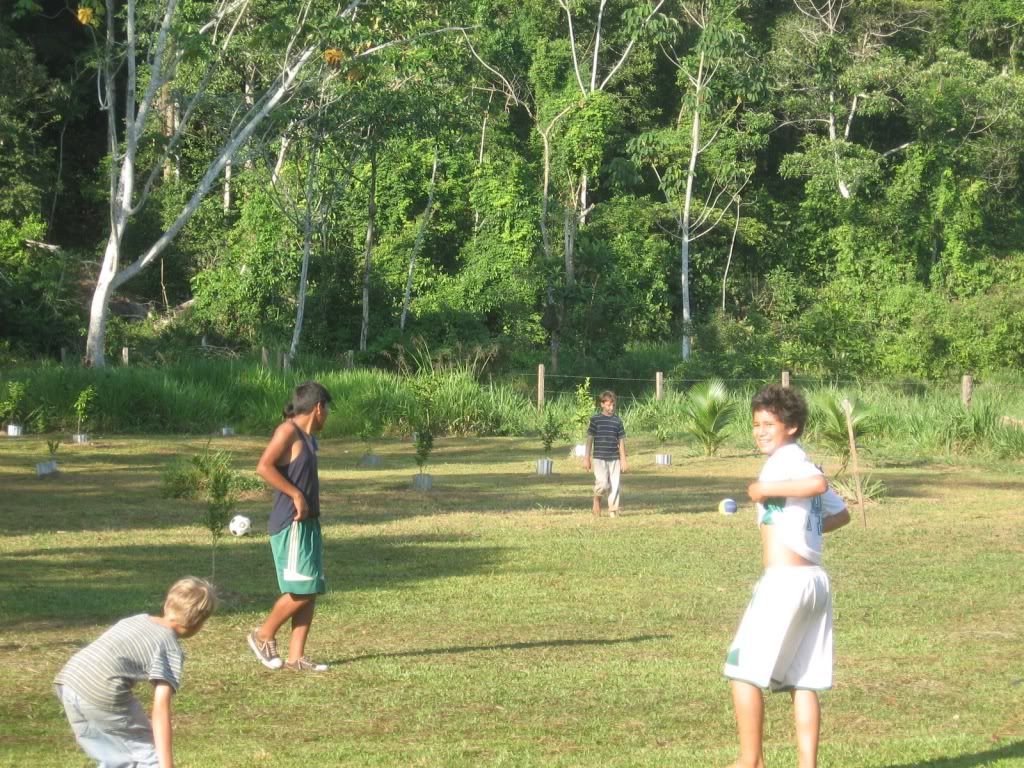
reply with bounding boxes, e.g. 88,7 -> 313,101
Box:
729,680 -> 766,768
591,458 -> 608,515
58,685 -> 159,767
286,594 -> 316,663
606,459 -> 621,513
791,689 -> 820,768
258,592 -> 315,643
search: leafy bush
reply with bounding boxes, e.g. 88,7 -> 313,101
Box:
808,392 -> 873,472
538,409 -> 566,456
680,379 -> 738,457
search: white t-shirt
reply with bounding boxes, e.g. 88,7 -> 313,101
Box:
756,443 -> 846,565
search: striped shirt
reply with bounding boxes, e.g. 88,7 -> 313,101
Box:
587,413 -> 626,461
54,614 -> 184,711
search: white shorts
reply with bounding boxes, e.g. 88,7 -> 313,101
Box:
723,566 -> 833,692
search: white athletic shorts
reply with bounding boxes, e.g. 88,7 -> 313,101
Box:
723,566 -> 833,691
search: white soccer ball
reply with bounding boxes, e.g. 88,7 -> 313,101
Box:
228,514 -> 251,537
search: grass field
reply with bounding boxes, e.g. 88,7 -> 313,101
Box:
1,434 -> 1022,767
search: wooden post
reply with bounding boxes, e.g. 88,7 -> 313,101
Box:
121,346 -> 129,365
781,370 -> 790,388
345,350 -> 354,370
841,398 -> 867,528
961,374 -> 973,408
655,371 -> 664,402
60,347 -> 67,365
537,364 -> 545,411
261,346 -> 269,367
282,353 -> 291,371
276,349 -> 284,370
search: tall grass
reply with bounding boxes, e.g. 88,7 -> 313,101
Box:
3,362 -> 1024,460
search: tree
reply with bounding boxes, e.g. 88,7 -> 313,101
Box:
82,0 -> 366,366
630,0 -> 767,358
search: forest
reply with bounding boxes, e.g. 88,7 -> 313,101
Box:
3,0 -> 1024,380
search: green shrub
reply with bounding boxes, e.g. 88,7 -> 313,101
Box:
680,379 -> 737,457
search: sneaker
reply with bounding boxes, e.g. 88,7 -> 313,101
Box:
283,656 -> 329,672
247,629 -> 283,670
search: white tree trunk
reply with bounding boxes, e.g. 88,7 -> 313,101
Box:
679,80 -> 703,361
359,147 -> 377,352
288,142 -> 320,362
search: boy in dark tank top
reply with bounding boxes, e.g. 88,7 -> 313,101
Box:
247,381 -> 333,673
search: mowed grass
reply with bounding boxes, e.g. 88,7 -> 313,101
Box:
0,435 -> 1022,767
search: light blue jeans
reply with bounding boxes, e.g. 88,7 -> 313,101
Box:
56,684 -> 159,767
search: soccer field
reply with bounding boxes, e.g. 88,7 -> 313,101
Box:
1,436 -> 1021,767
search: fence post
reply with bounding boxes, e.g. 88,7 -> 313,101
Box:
537,364 -> 545,411
261,346 -> 269,367
122,346 -> 129,365
60,347 -> 68,365
781,370 -> 790,388
276,350 -> 284,370
961,374 -> 973,408
282,353 -> 291,371
345,350 -> 354,370
656,371 -> 664,401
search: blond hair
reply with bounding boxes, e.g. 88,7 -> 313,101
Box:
163,577 -> 217,630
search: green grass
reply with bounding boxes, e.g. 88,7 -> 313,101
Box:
1,435 -> 1022,767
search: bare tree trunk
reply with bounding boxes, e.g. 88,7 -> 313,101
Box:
223,158 -> 232,213
678,75 -> 703,361
359,145 -> 377,352
474,93 -> 492,231
828,91 -> 852,199
540,127 -> 563,374
401,148 -> 440,332
562,205 -> 576,289
722,198 -> 740,311
288,140 -> 320,362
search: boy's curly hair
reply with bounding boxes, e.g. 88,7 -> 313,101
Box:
751,384 -> 809,438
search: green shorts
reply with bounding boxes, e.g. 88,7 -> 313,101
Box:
270,519 -> 326,595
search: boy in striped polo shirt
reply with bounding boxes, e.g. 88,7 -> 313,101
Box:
583,390 -> 628,517
54,577 -> 217,767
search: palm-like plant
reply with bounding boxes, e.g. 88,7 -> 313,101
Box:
812,394 -> 872,473
681,379 -> 737,456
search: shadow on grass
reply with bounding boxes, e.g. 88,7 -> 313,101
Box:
882,740 -> 1024,768
0,534 -> 507,626
333,633 -> 672,666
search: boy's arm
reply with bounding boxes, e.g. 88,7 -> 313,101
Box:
823,508 -> 851,532
618,438 -> 627,472
583,435 -> 594,470
151,681 -> 174,768
748,474 -> 827,503
256,423 -> 308,520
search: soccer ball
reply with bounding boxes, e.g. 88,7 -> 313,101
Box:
228,514 -> 251,537
718,498 -> 738,515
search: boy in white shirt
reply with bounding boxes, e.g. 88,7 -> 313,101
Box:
724,385 -> 850,768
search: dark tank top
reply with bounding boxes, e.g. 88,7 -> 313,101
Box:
268,423 -> 320,535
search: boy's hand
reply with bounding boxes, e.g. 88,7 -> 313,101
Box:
747,482 -> 768,503
620,458 -> 628,473
583,457 -> 591,471
292,493 -> 309,521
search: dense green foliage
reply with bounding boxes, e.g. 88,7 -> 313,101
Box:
3,1 -> 1024,379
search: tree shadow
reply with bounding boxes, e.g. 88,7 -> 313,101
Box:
882,741 -> 1024,768
0,533 -> 507,627
331,633 -> 672,666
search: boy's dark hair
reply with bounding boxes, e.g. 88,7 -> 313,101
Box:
599,390 -> 617,404
284,381 -> 332,419
751,384 -> 808,438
